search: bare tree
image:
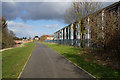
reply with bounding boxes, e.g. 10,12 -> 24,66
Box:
64,0 -> 102,24
64,0 -> 102,48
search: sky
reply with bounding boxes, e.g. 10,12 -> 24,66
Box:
2,0 -> 120,38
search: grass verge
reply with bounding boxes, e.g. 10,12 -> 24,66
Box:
42,42 -> 120,79
2,42 -> 35,78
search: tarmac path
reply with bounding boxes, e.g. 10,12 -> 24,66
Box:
19,43 -> 95,79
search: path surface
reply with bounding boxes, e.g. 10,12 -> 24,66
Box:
20,43 -> 95,78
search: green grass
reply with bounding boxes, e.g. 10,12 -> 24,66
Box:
42,42 -> 120,79
2,42 -> 35,78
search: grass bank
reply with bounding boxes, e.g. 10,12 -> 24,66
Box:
42,42 -> 120,79
2,42 -> 35,78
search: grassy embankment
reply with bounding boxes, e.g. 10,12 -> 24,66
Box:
42,42 -> 120,79
2,42 -> 35,78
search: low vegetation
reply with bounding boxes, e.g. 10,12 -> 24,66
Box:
2,42 -> 35,78
43,42 -> 120,79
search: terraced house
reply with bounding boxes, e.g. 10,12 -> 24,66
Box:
54,1 -> 120,48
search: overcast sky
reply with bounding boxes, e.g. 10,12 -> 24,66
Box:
2,0 -> 119,38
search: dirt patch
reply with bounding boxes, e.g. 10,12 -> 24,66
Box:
77,51 -> 87,55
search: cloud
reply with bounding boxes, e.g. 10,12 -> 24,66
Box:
2,2 -> 71,21
3,0 -> 73,2
7,21 -> 59,38
2,1 -> 119,22
7,21 -> 41,37
44,24 -> 58,28
2,0 -> 119,2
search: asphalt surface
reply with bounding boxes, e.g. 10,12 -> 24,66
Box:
19,43 -> 95,78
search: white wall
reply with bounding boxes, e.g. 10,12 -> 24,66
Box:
70,24 -> 73,39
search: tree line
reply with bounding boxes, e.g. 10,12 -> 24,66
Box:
0,16 -> 15,49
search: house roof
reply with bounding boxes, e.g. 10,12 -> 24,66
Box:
45,35 -> 49,37
43,35 -> 54,37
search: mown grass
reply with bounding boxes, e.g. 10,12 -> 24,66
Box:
42,42 -> 120,79
2,42 -> 35,78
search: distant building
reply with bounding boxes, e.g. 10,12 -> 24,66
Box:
40,35 -> 54,41
34,36 -> 39,41
45,35 -> 54,40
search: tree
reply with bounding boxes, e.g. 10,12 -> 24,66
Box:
0,17 -> 2,49
1,16 -> 15,49
2,16 -> 9,48
40,35 -> 47,42
28,37 -> 31,40
64,0 -> 102,48
24,37 -> 27,40
13,36 -> 22,40
23,37 -> 27,40
64,0 -> 102,24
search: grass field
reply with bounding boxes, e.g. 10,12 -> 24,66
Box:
2,42 -> 35,78
43,42 -> 120,79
